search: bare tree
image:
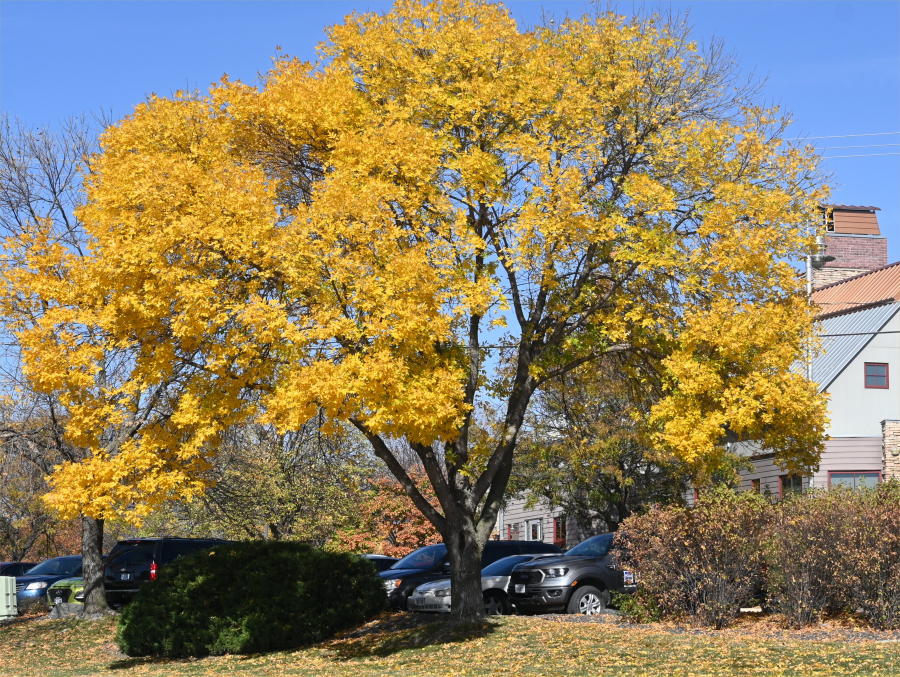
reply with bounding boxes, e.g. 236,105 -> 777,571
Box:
0,114 -> 113,616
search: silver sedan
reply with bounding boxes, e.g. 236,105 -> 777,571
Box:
408,553 -> 558,615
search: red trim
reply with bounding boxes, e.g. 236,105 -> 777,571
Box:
692,489 -> 699,504
827,470 -> 883,487
864,363 -> 889,389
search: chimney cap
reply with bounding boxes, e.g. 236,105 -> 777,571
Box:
821,204 -> 881,212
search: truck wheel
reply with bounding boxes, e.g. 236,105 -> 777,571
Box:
567,586 -> 609,615
484,592 -> 509,616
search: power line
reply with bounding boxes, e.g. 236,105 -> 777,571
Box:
784,132 -> 900,140
821,144 -> 899,149
823,153 -> 900,158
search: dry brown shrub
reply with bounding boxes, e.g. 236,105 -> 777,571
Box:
615,487 -> 771,629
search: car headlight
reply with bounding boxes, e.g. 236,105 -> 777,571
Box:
433,588 -> 451,598
25,581 -> 48,590
541,568 -> 569,578
74,591 -> 84,601
384,579 -> 402,591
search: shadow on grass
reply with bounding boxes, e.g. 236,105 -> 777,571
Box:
106,656 -> 185,671
324,612 -> 499,660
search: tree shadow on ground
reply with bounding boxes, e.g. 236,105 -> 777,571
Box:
106,656 -> 187,671
324,612 -> 498,660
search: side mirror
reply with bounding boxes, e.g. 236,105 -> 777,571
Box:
443,561 -> 451,573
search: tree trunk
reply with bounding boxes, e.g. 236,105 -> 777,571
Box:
445,520 -> 487,624
79,515 -> 110,617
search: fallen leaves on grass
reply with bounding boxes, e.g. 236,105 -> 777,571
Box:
2,613 -> 899,677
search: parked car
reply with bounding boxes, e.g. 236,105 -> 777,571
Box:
47,577 -> 85,608
380,540 -> 562,610
104,537 -> 230,607
408,553 -> 558,615
508,533 -> 637,615
0,562 -> 36,577
360,554 -> 399,572
13,555 -> 83,608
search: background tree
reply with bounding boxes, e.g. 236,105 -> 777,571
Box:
0,114 -> 221,617
513,362 -> 692,533
0,442 -> 79,561
186,421 -> 372,543
36,1 -> 828,622
331,468 -> 442,557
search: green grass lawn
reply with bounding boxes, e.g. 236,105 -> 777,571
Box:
2,613 -> 898,677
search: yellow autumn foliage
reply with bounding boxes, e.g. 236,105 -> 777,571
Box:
5,0 -> 829,524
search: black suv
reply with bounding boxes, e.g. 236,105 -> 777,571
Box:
380,540 -> 561,610
509,533 -> 636,615
104,537 -> 229,606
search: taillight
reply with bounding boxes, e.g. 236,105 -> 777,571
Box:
150,561 -> 158,581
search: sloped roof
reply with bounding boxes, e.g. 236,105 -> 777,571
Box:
812,261 -> 900,316
823,204 -> 881,212
813,302 -> 898,392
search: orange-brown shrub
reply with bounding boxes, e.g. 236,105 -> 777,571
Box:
615,487 -> 771,628
834,481 -> 900,630
765,490 -> 844,627
618,483 -> 900,630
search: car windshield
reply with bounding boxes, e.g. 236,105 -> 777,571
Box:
566,534 -> 614,558
481,555 -> 536,577
107,543 -> 156,567
390,545 -> 447,570
26,557 -> 81,576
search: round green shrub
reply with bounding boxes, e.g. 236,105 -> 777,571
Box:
116,541 -> 386,657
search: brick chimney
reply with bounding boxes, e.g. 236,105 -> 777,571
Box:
812,205 -> 888,288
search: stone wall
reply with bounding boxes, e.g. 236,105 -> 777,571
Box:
813,267 -> 870,289
882,419 -> 900,481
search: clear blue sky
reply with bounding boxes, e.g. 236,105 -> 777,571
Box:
2,1 -> 897,260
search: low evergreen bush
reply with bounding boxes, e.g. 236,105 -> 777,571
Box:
116,541 -> 386,657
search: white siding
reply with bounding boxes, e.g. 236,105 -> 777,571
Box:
810,437 -> 883,486
737,437 -> 883,492
501,493 -> 603,549
824,311 -> 899,437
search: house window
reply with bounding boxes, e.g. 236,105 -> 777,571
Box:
865,363 -> 889,389
553,516 -> 567,548
526,519 -> 542,541
750,479 -> 761,494
779,475 -> 803,499
829,472 -> 881,489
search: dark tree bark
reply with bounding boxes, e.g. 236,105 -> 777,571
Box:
79,515 -> 109,617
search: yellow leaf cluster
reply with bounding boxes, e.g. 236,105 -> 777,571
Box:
4,0 -> 831,520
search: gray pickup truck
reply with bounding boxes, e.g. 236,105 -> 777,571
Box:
508,533 -> 637,615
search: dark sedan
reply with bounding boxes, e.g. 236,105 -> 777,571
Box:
14,555 -> 82,608
380,540 -> 561,610
1,562 -> 36,577
509,533 -> 637,615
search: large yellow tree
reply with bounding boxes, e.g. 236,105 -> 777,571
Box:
21,1 -> 829,621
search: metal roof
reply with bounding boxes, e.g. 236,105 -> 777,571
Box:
822,204 -> 881,211
812,262 -> 900,315
813,302 -> 899,392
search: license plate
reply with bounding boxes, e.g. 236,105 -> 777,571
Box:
120,573 -> 131,581
515,584 -> 525,594
54,596 -> 62,604
623,572 -> 635,585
